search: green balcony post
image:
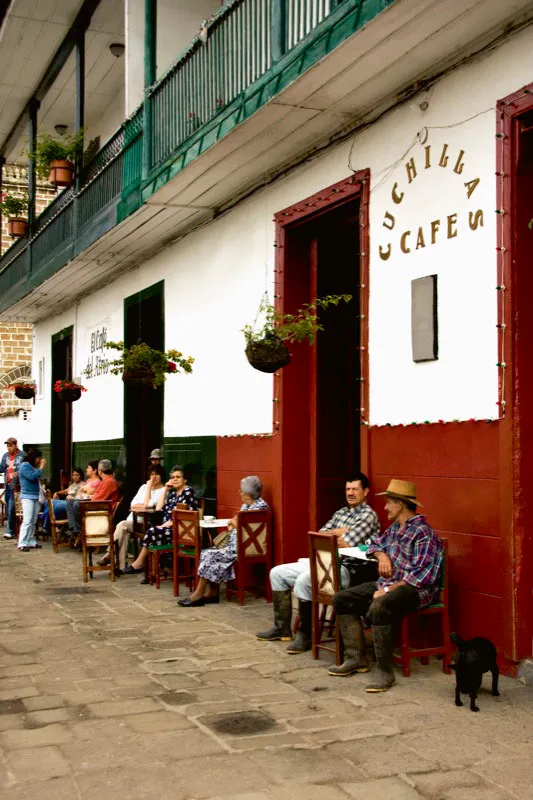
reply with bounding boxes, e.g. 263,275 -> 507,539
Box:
142,0 -> 157,180
28,97 -> 39,237
271,0 -> 287,63
75,33 -> 85,193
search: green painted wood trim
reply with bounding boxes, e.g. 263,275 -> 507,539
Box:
21,443 -> 52,480
163,435 -> 217,516
72,438 -> 126,478
142,0 -> 157,179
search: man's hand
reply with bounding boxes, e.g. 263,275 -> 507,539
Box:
373,588 -> 386,599
376,552 -> 393,578
53,492 -> 59,499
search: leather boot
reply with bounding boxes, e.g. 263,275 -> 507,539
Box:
365,624 -> 396,692
328,616 -> 370,676
287,600 -> 312,654
256,590 -> 292,641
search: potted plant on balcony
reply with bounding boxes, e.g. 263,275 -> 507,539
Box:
7,380 -> 36,400
54,379 -> 87,403
243,294 -> 352,373
104,341 -> 194,389
32,130 -> 84,188
0,193 -> 29,238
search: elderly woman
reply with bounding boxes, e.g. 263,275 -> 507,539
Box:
123,465 -> 198,575
178,475 -> 269,607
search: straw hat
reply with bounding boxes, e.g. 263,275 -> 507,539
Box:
376,479 -> 422,507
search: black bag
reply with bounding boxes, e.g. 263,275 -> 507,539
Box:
339,555 -> 379,587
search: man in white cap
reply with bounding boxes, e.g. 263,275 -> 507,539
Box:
1,438 -> 25,539
328,479 -> 443,693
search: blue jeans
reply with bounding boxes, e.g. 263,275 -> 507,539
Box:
5,485 -> 17,536
42,499 -> 67,532
19,499 -> 40,548
66,499 -> 81,533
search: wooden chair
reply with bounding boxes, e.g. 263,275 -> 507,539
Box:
81,501 -> 115,582
226,509 -> 272,606
0,486 -> 7,527
393,538 -> 452,677
145,503 -> 188,589
308,532 -> 343,666
171,508 -> 202,595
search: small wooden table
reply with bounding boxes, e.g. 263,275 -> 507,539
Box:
131,507 -> 160,558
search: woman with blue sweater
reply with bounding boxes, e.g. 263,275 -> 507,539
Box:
18,450 -> 46,552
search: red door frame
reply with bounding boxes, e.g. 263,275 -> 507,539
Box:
271,170 -> 370,563
497,83 -> 533,662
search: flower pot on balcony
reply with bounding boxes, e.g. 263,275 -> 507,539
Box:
245,336 -> 291,373
59,387 -> 82,402
7,218 -> 29,238
48,159 -> 74,188
14,385 -> 36,400
122,369 -> 156,387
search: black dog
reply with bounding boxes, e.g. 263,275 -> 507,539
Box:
450,633 -> 499,712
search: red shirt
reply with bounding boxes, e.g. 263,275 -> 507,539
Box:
92,475 -> 120,505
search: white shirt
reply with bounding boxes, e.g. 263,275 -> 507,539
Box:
127,483 -> 165,522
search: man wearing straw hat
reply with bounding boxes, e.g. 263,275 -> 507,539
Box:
328,479 -> 443,692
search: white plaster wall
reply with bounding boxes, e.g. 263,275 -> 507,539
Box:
0,412 -> 32,453
28,26 -> 533,440
125,0 -> 223,114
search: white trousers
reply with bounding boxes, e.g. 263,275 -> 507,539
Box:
270,561 -> 350,601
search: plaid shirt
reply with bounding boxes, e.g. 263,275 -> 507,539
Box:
320,503 -> 380,547
367,514 -> 443,607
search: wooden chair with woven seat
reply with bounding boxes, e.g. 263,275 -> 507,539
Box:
393,538 -> 452,677
226,508 -> 272,606
145,503 -> 188,589
170,508 -> 202,595
81,501 -> 115,582
308,531 -> 343,666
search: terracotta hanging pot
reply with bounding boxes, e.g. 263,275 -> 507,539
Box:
122,369 -> 156,387
245,336 -> 291,373
59,387 -> 82,402
48,159 -> 74,187
14,385 -> 36,400
7,217 -> 29,238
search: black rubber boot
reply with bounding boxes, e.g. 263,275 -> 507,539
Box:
328,616 -> 370,676
256,590 -> 292,641
287,600 -> 312,654
365,624 -> 396,692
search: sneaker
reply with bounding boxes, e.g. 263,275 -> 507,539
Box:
3,533 -> 15,539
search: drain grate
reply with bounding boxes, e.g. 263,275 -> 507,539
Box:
204,710 -> 277,736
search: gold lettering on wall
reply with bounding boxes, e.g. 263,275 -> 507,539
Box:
425,146 -> 431,169
453,150 -> 465,175
392,183 -> 404,204
439,144 -> 449,168
383,211 -> 396,230
379,243 -> 392,260
447,213 -> 458,239
416,228 -> 426,249
400,231 -> 411,254
465,177 -> 480,199
431,219 -> 441,244
405,158 -> 417,184
469,209 -> 484,230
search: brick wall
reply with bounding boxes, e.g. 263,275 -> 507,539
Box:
0,324 -> 34,417
1,163 -> 57,255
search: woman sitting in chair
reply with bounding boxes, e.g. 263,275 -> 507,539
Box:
178,475 -> 269,607
42,466 -> 85,533
123,465 -> 198,575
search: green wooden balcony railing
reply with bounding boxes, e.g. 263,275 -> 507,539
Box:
0,0 -> 394,314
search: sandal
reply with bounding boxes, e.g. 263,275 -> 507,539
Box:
122,564 -> 143,574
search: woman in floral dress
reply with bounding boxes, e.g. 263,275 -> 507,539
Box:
123,465 -> 198,574
178,475 -> 269,607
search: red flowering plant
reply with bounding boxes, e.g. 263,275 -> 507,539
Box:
103,341 -> 194,389
53,379 -> 87,394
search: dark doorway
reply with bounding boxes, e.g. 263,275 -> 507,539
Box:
281,198 -> 361,535
124,281 -> 164,497
51,326 -> 73,489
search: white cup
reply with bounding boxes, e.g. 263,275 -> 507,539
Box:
204,515 -> 215,523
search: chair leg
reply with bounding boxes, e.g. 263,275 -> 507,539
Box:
334,614 -> 342,666
110,538 -> 116,582
311,600 -> 320,660
441,608 -> 452,674
173,548 -> 179,596
400,616 -> 410,677
421,617 -> 429,665
237,562 -> 245,606
88,550 -> 94,580
147,552 -> 153,585
265,557 -> 273,602
155,552 -> 161,589
82,539 -> 88,583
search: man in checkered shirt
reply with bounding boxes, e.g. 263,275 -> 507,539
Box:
256,472 -> 379,654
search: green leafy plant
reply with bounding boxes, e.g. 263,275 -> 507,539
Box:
243,294 -> 353,348
31,130 -> 85,179
102,341 -> 194,389
0,193 -> 28,218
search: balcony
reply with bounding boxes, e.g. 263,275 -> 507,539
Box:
1,0 -> 532,320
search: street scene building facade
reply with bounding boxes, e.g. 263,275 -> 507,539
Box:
0,0 -> 532,675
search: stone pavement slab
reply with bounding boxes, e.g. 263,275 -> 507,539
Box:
1,536 -> 533,800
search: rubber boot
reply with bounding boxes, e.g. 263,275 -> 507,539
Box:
256,590 -> 292,641
328,616 -> 370,676
287,600 -> 312,654
365,624 -> 396,692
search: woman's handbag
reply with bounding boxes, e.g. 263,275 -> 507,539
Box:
339,554 -> 379,587
38,481 -> 47,506
213,529 -> 231,549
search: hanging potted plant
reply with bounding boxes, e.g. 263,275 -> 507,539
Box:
243,294 -> 352,373
0,193 -> 29,238
32,130 -> 84,188
54,379 -> 87,403
7,381 -> 36,400
103,341 -> 194,389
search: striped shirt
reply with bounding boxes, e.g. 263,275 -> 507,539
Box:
320,502 -> 380,547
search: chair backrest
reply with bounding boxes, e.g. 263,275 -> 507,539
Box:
172,508 -> 201,553
435,537 -> 448,605
197,496 -> 205,520
46,491 -> 56,523
81,502 -> 113,546
236,509 -> 271,560
308,532 -> 341,604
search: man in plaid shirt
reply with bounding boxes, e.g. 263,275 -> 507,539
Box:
329,479 -> 443,692
257,472 -> 379,654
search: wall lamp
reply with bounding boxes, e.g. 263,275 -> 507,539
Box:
109,42 -> 125,58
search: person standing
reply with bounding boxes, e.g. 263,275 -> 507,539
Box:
18,450 -> 46,552
1,437 -> 25,540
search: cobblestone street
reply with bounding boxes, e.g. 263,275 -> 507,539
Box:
0,537 -> 532,800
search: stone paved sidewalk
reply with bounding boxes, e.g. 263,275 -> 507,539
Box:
0,537 -> 532,800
